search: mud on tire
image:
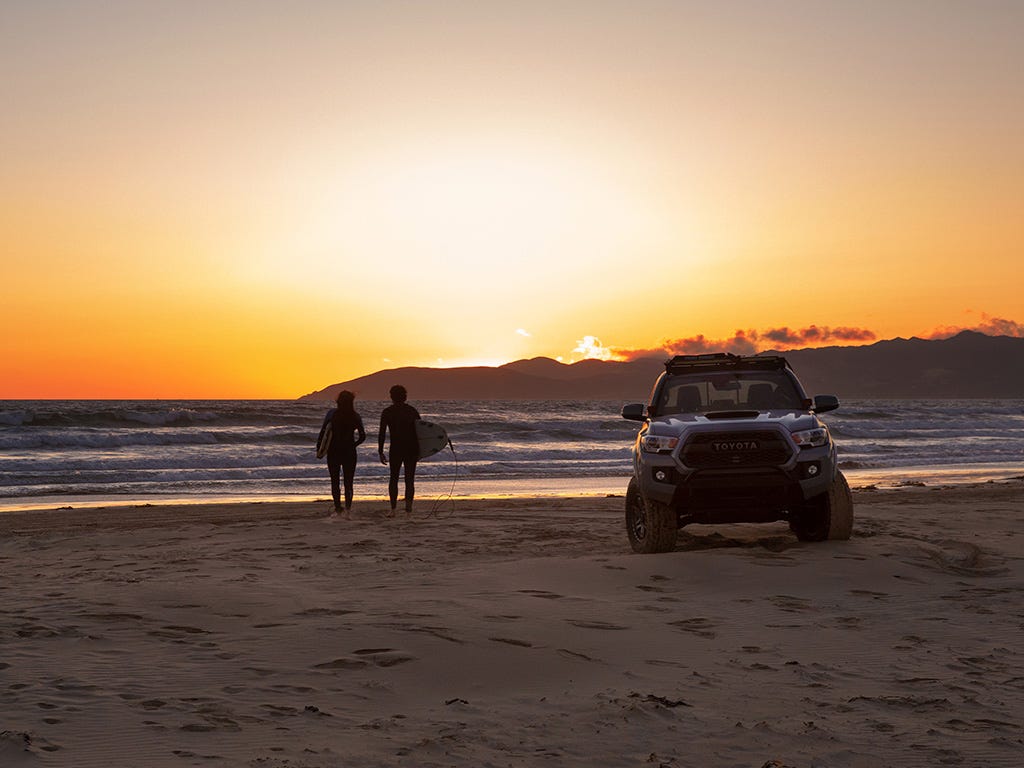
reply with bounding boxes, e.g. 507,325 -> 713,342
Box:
625,477 -> 678,554
790,470 -> 854,542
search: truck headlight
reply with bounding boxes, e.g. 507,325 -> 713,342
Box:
791,427 -> 829,448
641,435 -> 679,454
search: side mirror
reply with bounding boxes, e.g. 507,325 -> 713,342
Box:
812,394 -> 840,414
621,403 -> 647,421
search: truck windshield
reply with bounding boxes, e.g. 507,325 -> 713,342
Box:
656,371 -> 803,415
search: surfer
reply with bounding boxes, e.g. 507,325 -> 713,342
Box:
317,390 -> 366,515
378,384 -> 420,515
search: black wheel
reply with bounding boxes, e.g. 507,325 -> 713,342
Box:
625,477 -> 678,554
790,471 -> 854,542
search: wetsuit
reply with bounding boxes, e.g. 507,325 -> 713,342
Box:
318,408 -> 366,509
378,402 -> 420,511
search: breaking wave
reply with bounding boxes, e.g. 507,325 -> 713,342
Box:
1,398 -> 1022,500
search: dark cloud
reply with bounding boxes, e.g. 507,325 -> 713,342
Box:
613,325 -> 876,361
612,316 -> 1021,362
927,314 -> 1024,339
761,327 -> 803,345
829,327 -> 878,341
760,325 -> 876,346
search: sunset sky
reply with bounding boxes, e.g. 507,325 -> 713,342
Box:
3,1 -> 1022,398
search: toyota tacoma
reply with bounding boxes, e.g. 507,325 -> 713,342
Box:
621,353 -> 852,553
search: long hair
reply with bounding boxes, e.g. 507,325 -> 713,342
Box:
335,390 -> 357,417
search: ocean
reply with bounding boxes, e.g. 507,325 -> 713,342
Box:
1,399 -> 1023,510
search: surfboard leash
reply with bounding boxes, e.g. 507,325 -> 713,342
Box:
424,438 -> 457,519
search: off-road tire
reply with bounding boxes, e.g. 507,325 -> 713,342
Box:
625,477 -> 678,554
790,470 -> 854,542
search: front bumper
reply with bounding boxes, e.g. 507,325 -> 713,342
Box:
637,441 -> 835,516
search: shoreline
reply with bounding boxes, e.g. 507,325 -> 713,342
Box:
1,477 -> 1022,535
3,462 -> 1023,515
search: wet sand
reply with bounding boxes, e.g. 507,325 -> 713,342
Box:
2,482 -> 1022,767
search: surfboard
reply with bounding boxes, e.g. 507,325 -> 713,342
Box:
415,419 -> 449,459
315,422 -> 333,459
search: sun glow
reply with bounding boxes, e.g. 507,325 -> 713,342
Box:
286,138 -> 669,301
4,3 -> 1022,398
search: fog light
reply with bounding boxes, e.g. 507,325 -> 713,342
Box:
655,470 -> 668,482
806,464 -> 819,477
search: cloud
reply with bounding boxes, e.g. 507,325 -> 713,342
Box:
515,328 -> 531,337
612,325 -> 877,361
759,325 -> 876,346
582,314 -> 1021,364
572,335 -> 616,361
926,313 -> 1024,339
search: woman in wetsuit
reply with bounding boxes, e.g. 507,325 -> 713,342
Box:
318,390 -> 366,515
377,384 -> 420,515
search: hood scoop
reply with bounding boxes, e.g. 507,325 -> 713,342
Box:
704,410 -> 760,420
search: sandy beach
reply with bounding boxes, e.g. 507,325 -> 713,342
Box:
2,483 -> 1022,767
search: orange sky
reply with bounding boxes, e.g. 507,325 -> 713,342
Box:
3,1 -> 1022,398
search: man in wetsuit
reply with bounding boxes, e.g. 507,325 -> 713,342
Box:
378,384 -> 420,515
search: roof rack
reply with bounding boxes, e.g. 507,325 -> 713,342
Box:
664,353 -> 790,373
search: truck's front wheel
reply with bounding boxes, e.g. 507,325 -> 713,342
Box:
790,471 -> 854,541
625,477 -> 678,554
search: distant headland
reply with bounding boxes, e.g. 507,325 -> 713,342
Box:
299,331 -> 1024,402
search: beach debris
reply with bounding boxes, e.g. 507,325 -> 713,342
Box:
646,753 -> 680,766
0,730 -> 32,749
628,692 -> 691,708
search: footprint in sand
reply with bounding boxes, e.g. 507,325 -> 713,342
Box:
668,617 -> 717,638
644,658 -> 686,668
849,589 -> 889,599
558,649 -> 598,662
482,614 -> 522,623
518,589 -> 564,600
293,607 -> 357,617
242,666 -> 276,677
313,657 -> 367,670
768,595 -> 816,613
566,619 -> 630,631
488,637 -> 533,647
85,612 -> 147,623
148,625 -> 211,639
353,649 -> 416,667
315,649 -> 416,669
179,723 -> 217,732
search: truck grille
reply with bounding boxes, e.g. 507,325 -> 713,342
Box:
680,430 -> 793,469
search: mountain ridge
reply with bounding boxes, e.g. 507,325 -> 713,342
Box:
299,331 -> 1024,401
